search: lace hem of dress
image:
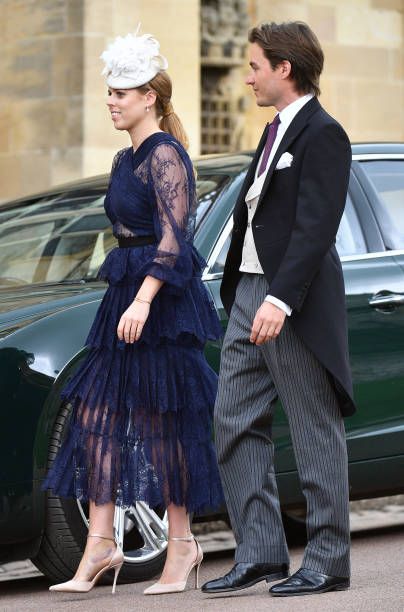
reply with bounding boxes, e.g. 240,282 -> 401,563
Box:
43,428 -> 224,514
42,343 -> 224,514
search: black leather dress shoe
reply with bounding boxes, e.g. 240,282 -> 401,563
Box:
269,567 -> 350,597
201,562 -> 289,593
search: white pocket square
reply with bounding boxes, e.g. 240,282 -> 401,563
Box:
276,152 -> 293,170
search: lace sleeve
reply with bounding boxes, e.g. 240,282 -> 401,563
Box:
104,148 -> 129,223
145,142 -> 196,289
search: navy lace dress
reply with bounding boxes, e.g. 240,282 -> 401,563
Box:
43,132 -> 224,514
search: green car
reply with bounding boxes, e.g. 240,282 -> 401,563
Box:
0,143 -> 403,584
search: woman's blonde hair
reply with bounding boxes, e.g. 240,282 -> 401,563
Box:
138,72 -> 189,149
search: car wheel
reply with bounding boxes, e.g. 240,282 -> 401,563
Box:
32,403 -> 168,584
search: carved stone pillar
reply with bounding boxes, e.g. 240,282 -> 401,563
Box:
200,0 -> 249,154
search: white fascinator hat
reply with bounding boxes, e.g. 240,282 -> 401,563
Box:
100,25 -> 168,89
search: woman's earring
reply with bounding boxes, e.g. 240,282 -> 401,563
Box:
145,106 -> 150,113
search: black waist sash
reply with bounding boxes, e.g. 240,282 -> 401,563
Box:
117,235 -> 156,248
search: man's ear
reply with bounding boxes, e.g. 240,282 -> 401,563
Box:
278,60 -> 292,80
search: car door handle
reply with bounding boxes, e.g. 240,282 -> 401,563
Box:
369,292 -> 404,308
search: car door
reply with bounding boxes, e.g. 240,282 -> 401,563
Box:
272,185 -> 376,476
343,156 -> 404,496
203,175 -> 364,430
204,163 -> 404,502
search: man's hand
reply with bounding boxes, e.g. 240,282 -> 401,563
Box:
250,301 -> 286,345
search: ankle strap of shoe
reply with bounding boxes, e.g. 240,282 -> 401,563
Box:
169,534 -> 194,542
87,533 -> 115,541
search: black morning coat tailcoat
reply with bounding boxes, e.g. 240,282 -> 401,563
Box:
221,96 -> 356,417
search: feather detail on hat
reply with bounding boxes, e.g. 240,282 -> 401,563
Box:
100,26 -> 168,89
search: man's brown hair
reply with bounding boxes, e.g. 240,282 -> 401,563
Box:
248,21 -> 324,97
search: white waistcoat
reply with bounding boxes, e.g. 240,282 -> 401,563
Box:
239,168 -> 268,274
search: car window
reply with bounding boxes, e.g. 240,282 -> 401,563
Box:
0,175 -> 231,287
0,189 -> 114,286
360,160 -> 404,249
336,194 -> 367,257
209,232 -> 232,276
208,195 -> 366,276
195,174 -> 230,228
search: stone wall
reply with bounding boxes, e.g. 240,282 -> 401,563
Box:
0,0 -> 403,201
0,0 -> 200,201
0,0 -> 85,200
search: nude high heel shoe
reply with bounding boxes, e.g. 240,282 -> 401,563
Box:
49,533 -> 124,594
143,534 -> 203,595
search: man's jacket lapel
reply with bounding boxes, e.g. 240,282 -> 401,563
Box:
257,97 -> 321,208
233,125 -> 268,223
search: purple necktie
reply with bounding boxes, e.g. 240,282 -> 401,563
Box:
257,114 -> 280,177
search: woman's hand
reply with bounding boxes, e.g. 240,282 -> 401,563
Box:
117,300 -> 150,343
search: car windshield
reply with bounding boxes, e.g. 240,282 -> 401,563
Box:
0,173 -> 229,287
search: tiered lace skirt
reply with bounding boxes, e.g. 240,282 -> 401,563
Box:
43,245 -> 224,514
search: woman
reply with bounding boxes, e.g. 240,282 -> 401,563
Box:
43,29 -> 223,596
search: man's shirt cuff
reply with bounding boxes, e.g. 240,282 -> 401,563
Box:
264,295 -> 292,316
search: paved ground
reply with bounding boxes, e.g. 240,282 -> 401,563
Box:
1,525 -> 404,611
2,495 -> 404,583
1,497 -> 404,611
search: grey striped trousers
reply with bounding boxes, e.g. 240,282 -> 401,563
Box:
214,273 -> 350,577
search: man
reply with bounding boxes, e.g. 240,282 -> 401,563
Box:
201,21 -> 355,598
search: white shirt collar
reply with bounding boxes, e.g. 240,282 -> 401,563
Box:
248,93 -> 315,194
278,93 -> 314,132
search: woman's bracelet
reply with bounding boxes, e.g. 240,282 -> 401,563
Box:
134,297 -> 151,305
